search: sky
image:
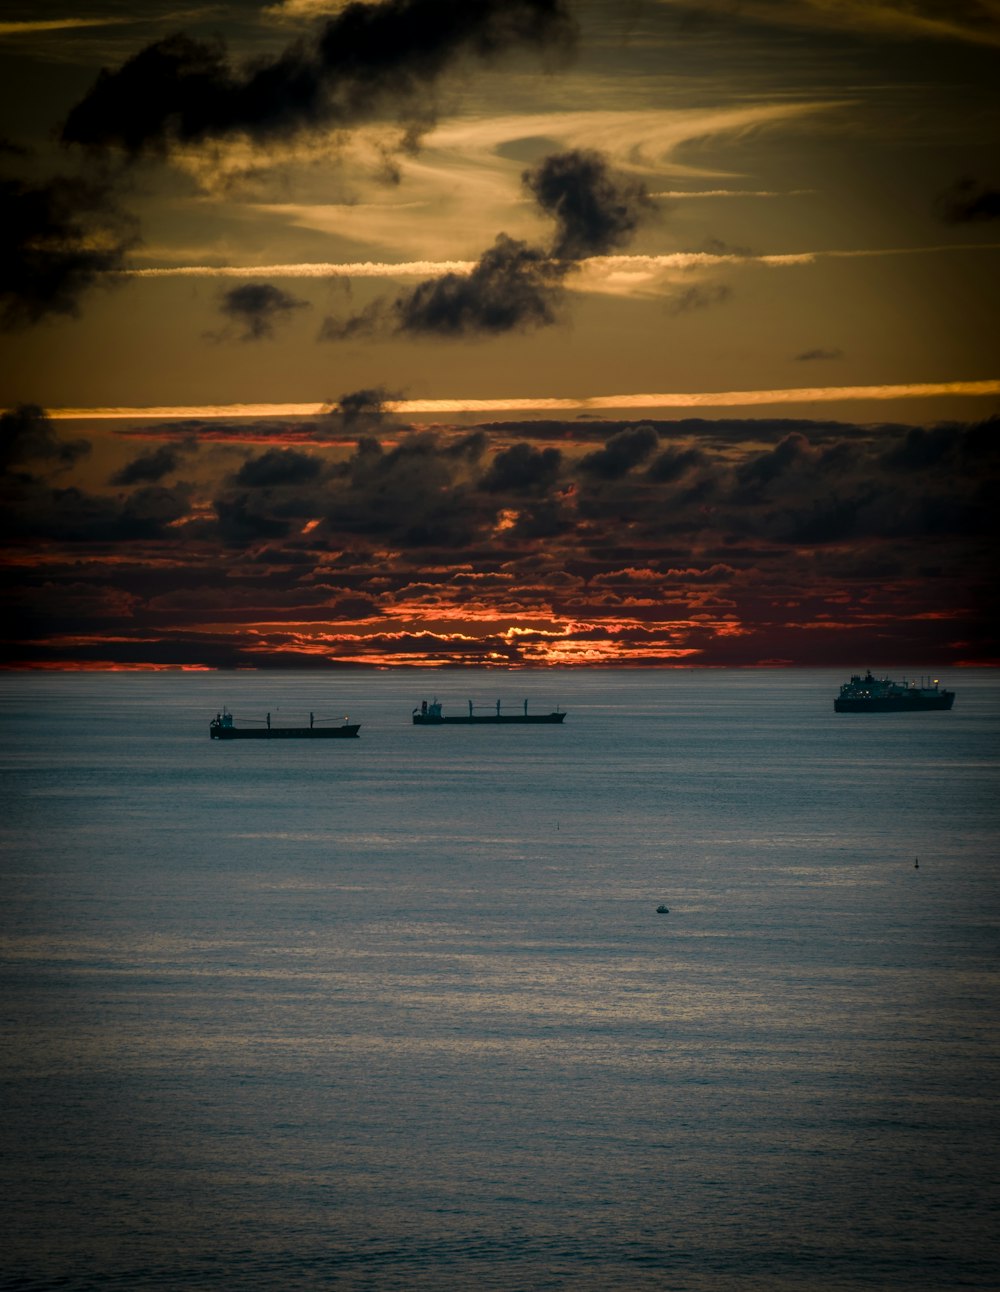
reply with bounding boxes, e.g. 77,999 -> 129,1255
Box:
1,0 -> 998,669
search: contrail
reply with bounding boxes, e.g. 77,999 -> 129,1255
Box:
124,260 -> 477,279
117,243 -> 1000,280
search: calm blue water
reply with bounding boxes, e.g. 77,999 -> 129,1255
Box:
2,669 -> 998,1291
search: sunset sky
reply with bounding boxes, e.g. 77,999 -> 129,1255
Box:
2,0 -> 997,668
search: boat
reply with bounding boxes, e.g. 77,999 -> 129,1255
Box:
833,672 -> 955,713
412,698 -> 566,725
656,905 -> 670,914
209,708 -> 360,739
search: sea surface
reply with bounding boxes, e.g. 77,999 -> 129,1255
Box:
2,669 -> 998,1291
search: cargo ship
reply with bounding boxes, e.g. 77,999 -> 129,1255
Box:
210,708 -> 360,738
834,672 -> 955,713
412,699 -> 565,725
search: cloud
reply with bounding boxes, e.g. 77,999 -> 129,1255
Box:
234,447 -> 324,487
1,404 -> 90,473
522,148 -> 653,259
196,427 -> 493,551
320,233 -> 566,338
397,235 -> 565,337
264,1 -> 354,18
0,478 -> 191,543
733,431 -> 812,491
41,378 -> 1000,421
0,173 -> 139,329
209,493 -> 298,543
215,283 -> 309,341
320,147 -> 653,339
579,425 -> 660,479
0,18 -> 132,36
934,177 -> 1000,224
334,387 -> 397,430
5,412 -> 998,668
119,243 -> 998,294
647,445 -> 706,483
109,442 -> 194,485
61,0 -> 576,158
480,442 -> 562,492
880,418 -> 1000,473
654,0 -> 1000,48
318,431 -> 488,547
666,283 -> 732,314
126,258 -> 478,280
795,347 -> 844,361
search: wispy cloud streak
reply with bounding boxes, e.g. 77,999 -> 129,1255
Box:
124,260 -> 477,279
120,243 -> 1000,280
651,0 -> 1000,49
0,19 -> 131,36
41,380 -> 1000,420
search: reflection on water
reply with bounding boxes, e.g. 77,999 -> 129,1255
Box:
2,669 -> 998,1290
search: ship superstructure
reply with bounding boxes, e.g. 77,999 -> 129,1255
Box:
834,672 -> 954,713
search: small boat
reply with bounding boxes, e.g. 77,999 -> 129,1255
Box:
209,708 -> 360,739
833,671 -> 955,713
412,698 -> 566,725
656,905 -> 670,914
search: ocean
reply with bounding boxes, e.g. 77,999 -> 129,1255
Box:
2,669 -> 998,1291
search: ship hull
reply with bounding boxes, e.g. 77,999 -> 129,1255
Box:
412,713 -> 565,725
211,724 -> 360,739
834,695 -> 954,713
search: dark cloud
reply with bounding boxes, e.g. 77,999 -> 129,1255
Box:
305,431 -> 490,548
234,447 -> 324,487
506,496 -> 574,539
666,284 -> 732,315
212,492 -> 296,543
794,347 -> 844,361
5,414 -> 996,668
934,176 -> 1000,223
579,425 -> 659,479
396,235 -> 565,336
880,418 -> 1000,473
200,429 -> 491,551
109,442 -> 195,485
443,430 -> 489,462
1,404 -> 90,474
61,1 -> 576,158
115,484 -> 193,539
522,148 -> 653,259
0,173 -> 138,329
646,445 -> 706,483
321,235 -> 565,339
0,479 -> 191,543
216,282 -> 309,341
317,298 -> 388,342
732,431 -> 812,491
816,441 -> 856,474
476,417 -> 871,446
700,237 -> 753,257
29,6 -> 574,336
480,442 -> 562,492
321,147 -> 653,340
333,387 -> 399,431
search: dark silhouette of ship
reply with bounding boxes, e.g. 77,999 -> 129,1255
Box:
210,708 -> 360,738
834,672 -> 955,713
412,698 -> 566,725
